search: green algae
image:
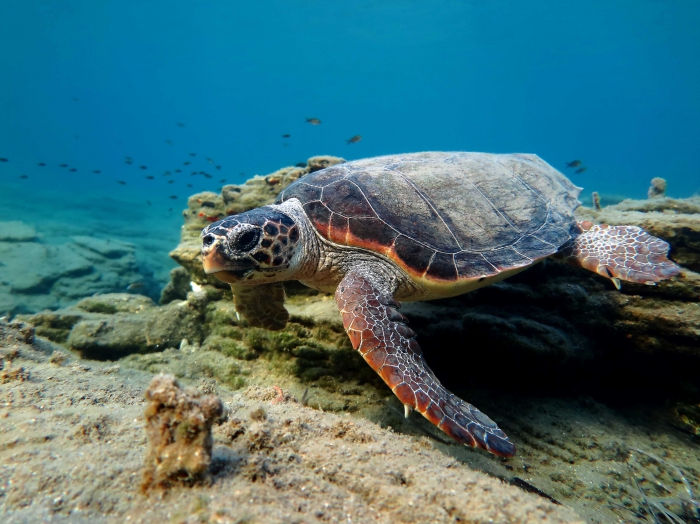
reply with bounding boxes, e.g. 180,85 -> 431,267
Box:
121,348 -> 247,390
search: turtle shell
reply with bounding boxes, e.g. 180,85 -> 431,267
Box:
277,152 -> 581,289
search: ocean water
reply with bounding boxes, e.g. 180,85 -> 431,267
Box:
1,3 -> 700,521
1,1 -> 697,292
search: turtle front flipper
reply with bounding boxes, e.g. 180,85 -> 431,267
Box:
565,221 -> 680,289
230,282 -> 289,331
335,270 -> 516,458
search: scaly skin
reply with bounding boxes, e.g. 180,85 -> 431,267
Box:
564,221 -> 680,288
335,266 -> 516,457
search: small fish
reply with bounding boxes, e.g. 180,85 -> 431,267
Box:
93,170 -> 101,174
166,139 -> 173,145
346,135 -> 362,144
125,161 -> 133,165
147,201 -> 152,205
125,156 -> 133,162
575,167 -> 587,174
168,208 -> 173,212
167,180 -> 174,184
59,164 -> 68,167
191,171 -> 198,175
566,160 -> 582,168
19,175 -> 28,179
187,184 -> 193,188
140,166 -> 147,170
0,158 -> 7,162
37,163 -> 46,166
176,122 -> 185,127
305,118 -> 321,125
170,195 -> 178,199
174,169 -> 182,173
215,165 -> 221,170
189,153 -> 196,157
295,162 -> 306,168
282,134 -> 291,138
163,171 -> 171,176
69,168 -> 77,172
126,282 -> 144,291
146,176 -> 154,180
219,179 -> 226,183
206,157 -> 214,164
118,180 -> 126,185
203,173 -> 213,179
183,161 -> 191,165
199,171 -> 205,174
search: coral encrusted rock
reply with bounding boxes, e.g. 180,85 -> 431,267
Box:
141,374 -> 227,491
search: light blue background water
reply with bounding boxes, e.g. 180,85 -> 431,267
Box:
1,1 -> 699,230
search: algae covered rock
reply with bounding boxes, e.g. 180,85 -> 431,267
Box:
141,374 -> 226,491
159,266 -> 191,304
21,291 -> 210,360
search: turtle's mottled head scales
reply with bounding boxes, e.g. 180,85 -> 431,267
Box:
201,206 -> 300,283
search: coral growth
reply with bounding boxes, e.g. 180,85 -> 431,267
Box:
648,177 -> 667,198
141,373 -> 227,491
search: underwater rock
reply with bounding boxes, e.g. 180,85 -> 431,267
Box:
0,220 -> 38,242
141,373 -> 226,491
0,229 -> 153,316
159,266 -> 191,304
307,154 -> 345,172
647,176 -> 667,198
20,292 -> 209,360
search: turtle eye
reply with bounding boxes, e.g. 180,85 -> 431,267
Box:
202,234 -> 215,248
234,228 -> 261,252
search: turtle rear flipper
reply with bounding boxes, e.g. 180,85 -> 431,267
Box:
231,282 -> 289,331
566,221 -> 680,289
335,269 -> 516,458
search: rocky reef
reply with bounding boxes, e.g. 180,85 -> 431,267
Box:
9,159 -> 700,523
0,221 -> 160,316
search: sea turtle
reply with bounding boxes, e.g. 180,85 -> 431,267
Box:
200,152 -> 680,457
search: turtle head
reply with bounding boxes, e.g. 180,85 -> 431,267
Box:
201,206 -> 301,284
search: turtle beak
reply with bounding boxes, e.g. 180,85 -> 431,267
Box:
202,249 -> 229,274
201,233 -> 257,282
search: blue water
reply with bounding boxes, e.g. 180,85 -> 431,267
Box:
1,0 -> 699,276
1,4 -> 699,520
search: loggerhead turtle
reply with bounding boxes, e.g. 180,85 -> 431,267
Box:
200,152 -> 680,457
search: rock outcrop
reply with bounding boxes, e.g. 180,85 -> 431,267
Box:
0,221 -> 159,315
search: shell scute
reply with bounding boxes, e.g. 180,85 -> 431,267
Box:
304,201 -> 331,236
347,217 -> 397,250
425,252 -> 457,281
355,171 -> 458,252
484,246 -> 533,271
393,236 -> 434,274
454,252 -> 498,279
322,179 -> 376,218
